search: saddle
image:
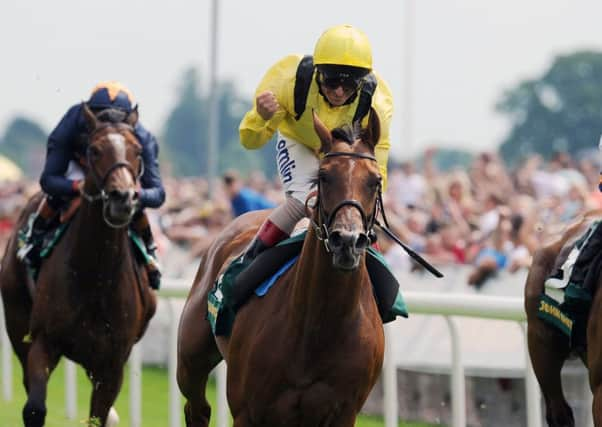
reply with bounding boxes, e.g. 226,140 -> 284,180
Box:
540,220 -> 602,350
17,198 -> 153,284
207,230 -> 408,336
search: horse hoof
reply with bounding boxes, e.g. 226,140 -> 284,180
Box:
22,401 -> 47,427
105,407 -> 120,427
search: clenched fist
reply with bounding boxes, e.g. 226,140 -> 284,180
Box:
256,91 -> 279,121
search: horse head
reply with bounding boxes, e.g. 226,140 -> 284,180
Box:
311,109 -> 381,270
81,103 -> 143,228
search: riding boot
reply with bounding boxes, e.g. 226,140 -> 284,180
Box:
242,238 -> 270,263
241,219 -> 289,264
17,198 -> 56,268
133,211 -> 161,290
229,219 -> 289,310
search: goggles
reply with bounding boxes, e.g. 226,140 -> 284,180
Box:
318,72 -> 362,92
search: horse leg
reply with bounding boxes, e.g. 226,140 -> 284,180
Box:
593,384 -> 602,427
527,323 -> 574,426
588,292 -> 602,426
177,302 -> 222,427
87,366 -> 125,427
327,412 -> 356,427
3,297 -> 32,393
1,261 -> 33,392
232,415 -> 253,427
22,337 -> 59,427
526,249 -> 574,427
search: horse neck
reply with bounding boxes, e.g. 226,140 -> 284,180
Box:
68,201 -> 130,276
288,226 -> 368,334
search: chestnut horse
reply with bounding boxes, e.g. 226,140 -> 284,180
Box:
0,104 -> 156,427
177,111 -> 385,426
525,210 -> 602,426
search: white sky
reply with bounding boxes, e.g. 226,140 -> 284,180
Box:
1,0 -> 601,160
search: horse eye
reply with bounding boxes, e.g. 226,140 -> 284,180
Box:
367,176 -> 382,190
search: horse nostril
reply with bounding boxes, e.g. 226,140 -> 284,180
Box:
329,230 -> 343,250
108,189 -> 129,203
355,233 -> 370,251
330,230 -> 370,252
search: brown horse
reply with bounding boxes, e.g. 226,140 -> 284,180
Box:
525,210 -> 602,426
177,111 -> 385,427
0,104 -> 156,427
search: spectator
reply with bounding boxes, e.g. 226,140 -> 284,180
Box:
222,170 -> 276,217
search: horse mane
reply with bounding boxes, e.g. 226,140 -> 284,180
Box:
94,108 -> 128,124
331,124 -> 358,146
330,122 -> 376,150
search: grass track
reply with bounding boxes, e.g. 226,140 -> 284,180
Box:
1,356 -> 435,426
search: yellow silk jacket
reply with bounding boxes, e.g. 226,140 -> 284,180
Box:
239,54 -> 394,189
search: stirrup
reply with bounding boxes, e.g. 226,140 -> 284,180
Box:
148,256 -> 162,272
147,265 -> 161,290
17,243 -> 34,262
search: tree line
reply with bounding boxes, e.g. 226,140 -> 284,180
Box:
0,66 -> 276,180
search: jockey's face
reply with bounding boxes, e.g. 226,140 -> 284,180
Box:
320,84 -> 357,106
318,72 -> 360,106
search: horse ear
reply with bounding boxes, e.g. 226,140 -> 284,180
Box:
126,105 -> 139,127
312,110 -> 332,153
82,102 -> 98,131
364,108 -> 380,149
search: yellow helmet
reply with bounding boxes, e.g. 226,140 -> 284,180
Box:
313,25 -> 372,70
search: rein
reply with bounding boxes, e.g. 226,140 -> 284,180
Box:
374,190 -> 444,278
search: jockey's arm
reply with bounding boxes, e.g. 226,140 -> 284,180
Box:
40,105 -> 83,197
239,55 -> 298,150
135,126 -> 166,209
368,72 -> 394,191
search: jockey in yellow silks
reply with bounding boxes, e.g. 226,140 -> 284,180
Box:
239,24 -> 394,259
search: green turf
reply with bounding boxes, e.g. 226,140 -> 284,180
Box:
1,356 -> 435,426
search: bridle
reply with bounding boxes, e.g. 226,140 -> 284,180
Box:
80,123 -> 144,228
307,148 -> 444,278
308,151 -> 381,253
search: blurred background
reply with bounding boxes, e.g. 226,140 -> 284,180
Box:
2,1 -> 602,426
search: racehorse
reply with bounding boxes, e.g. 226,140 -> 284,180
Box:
525,210 -> 602,426
177,111 -> 385,426
0,104 -> 157,427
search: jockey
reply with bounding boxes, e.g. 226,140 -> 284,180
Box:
239,24 -> 394,260
18,81 -> 166,289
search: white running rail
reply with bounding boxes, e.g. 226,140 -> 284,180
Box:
1,285 -> 548,427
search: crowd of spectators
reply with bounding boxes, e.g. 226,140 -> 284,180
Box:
1,149 -> 600,287
382,149 -> 600,286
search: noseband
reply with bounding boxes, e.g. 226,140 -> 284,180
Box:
80,123 -> 144,228
309,151 -> 380,252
